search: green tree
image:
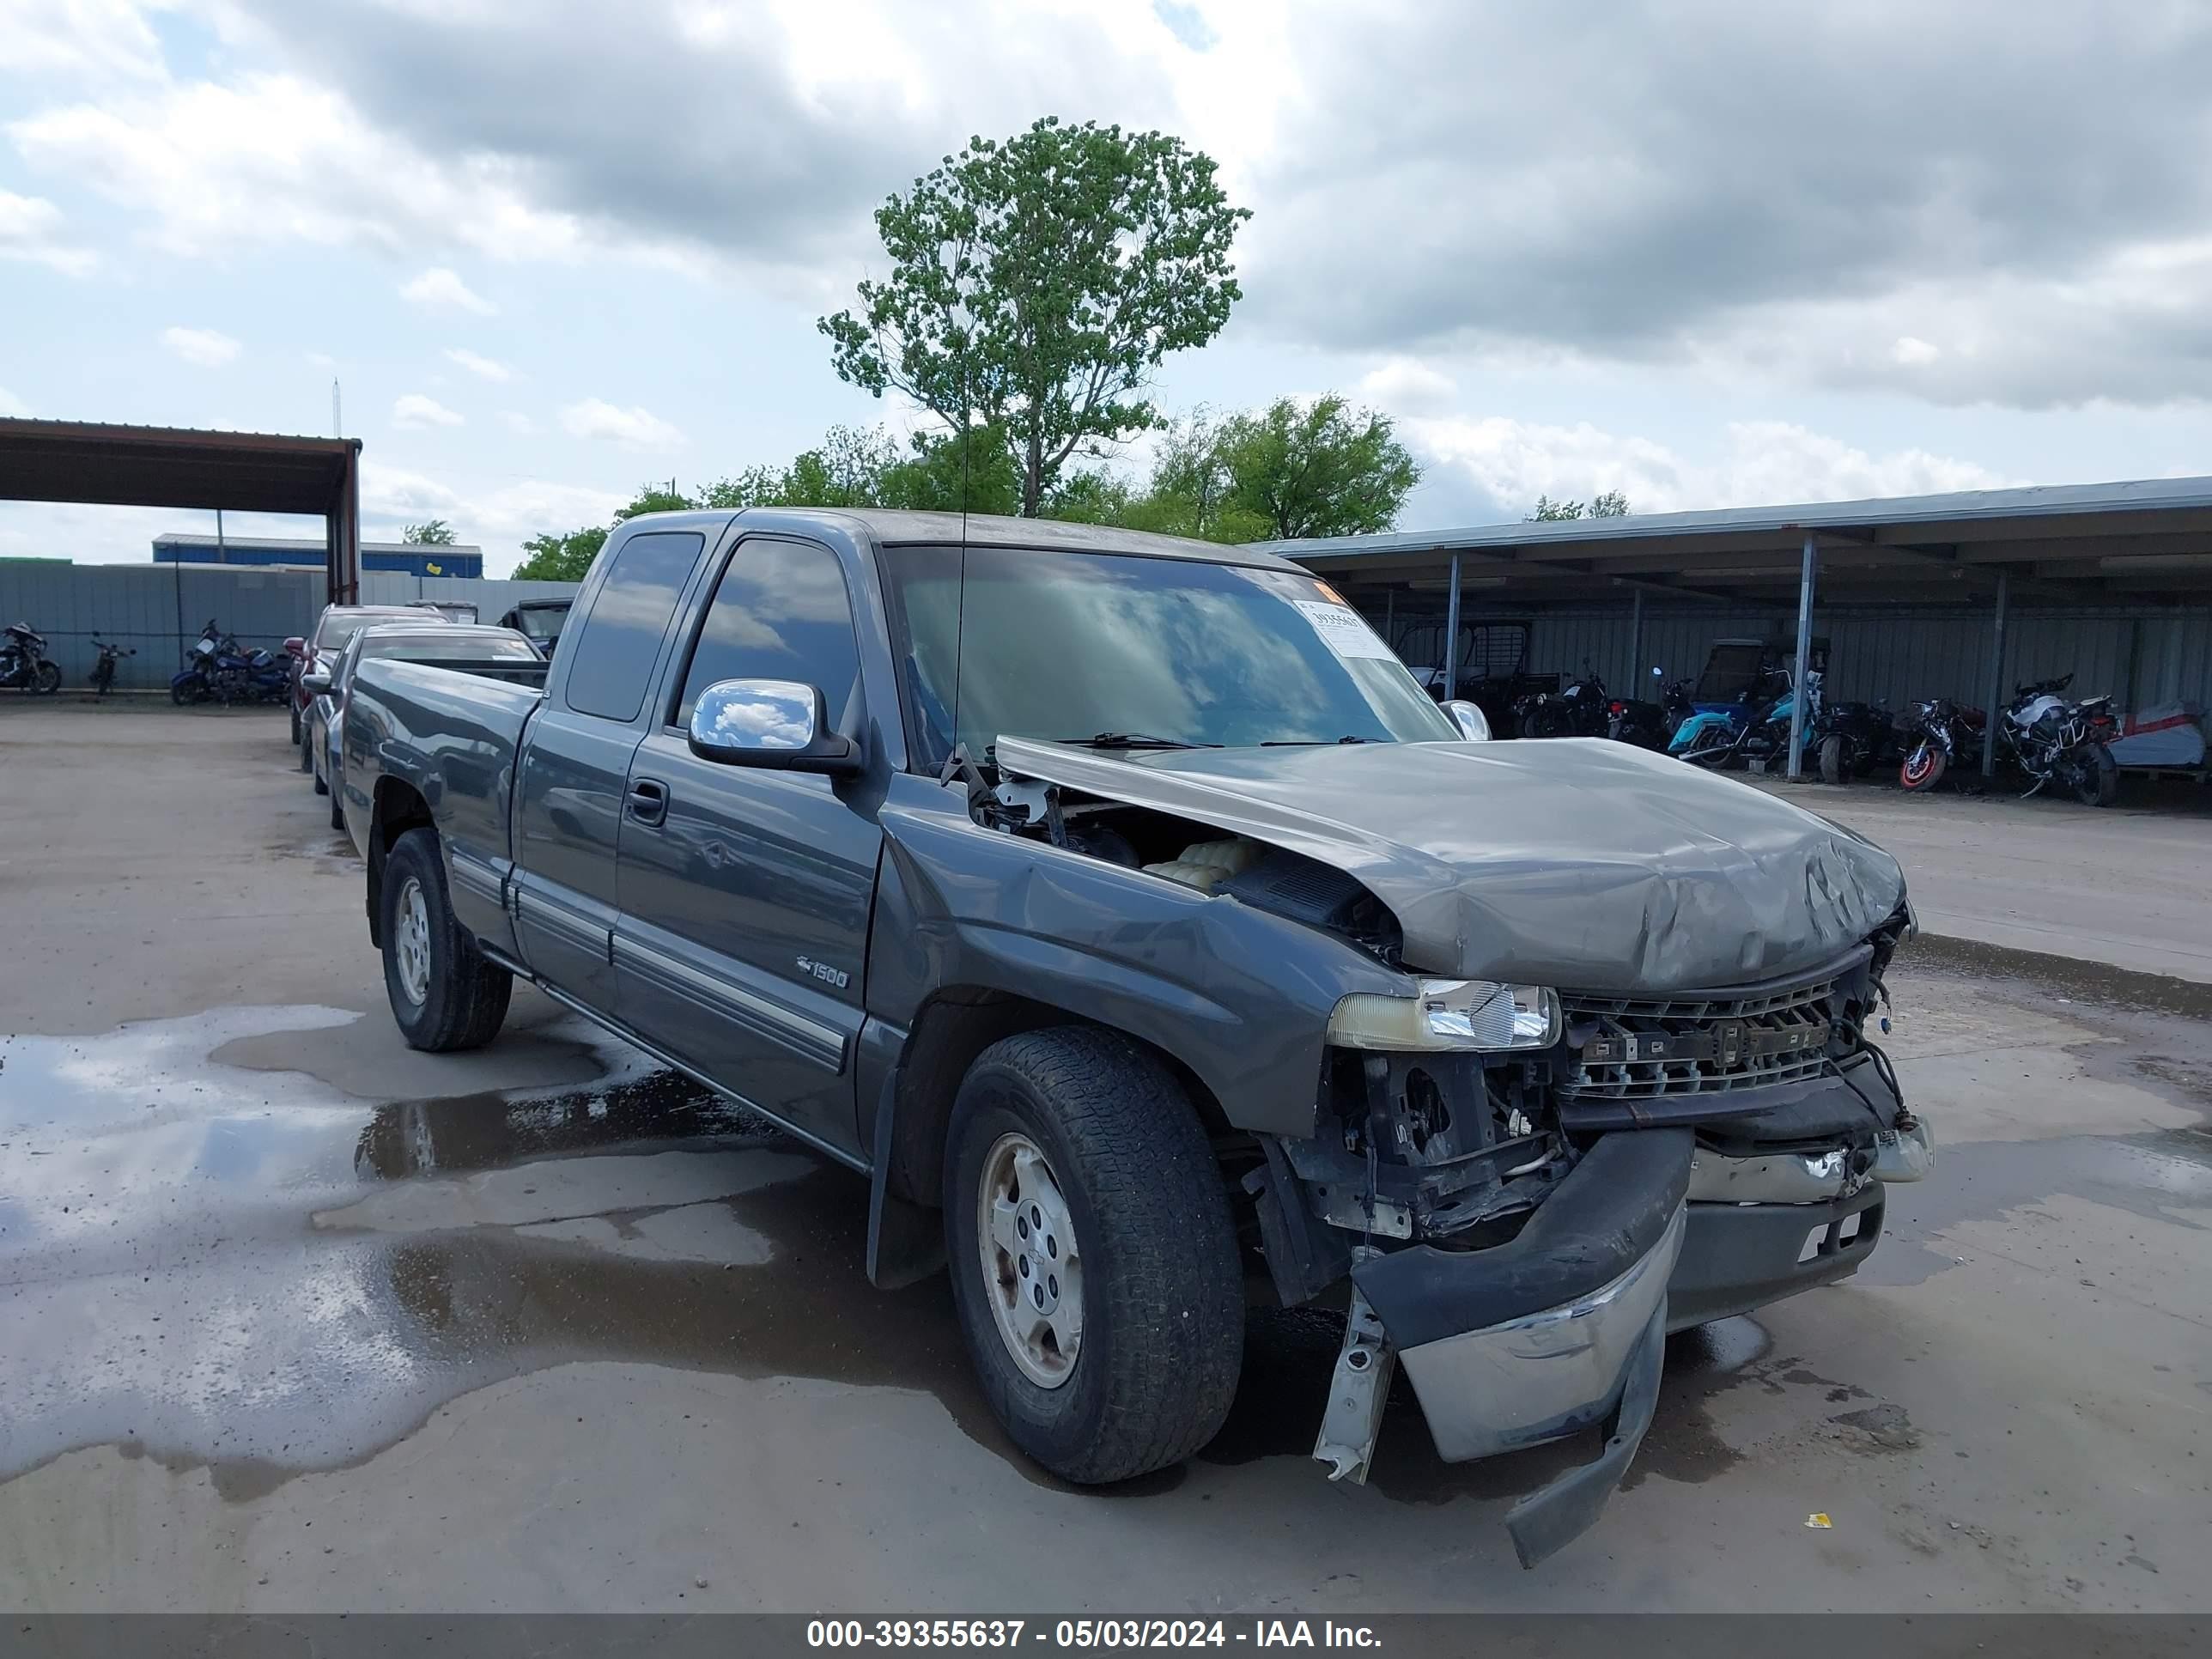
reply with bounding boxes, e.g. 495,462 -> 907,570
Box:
819,116 -> 1251,517
1211,395 -> 1419,540
401,519 -> 457,544
1529,490 -> 1631,522
511,524 -> 607,581
614,485 -> 695,520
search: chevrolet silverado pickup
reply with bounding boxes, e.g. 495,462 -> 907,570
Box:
339,508 -> 1931,1566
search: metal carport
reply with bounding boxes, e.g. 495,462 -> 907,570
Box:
0,419 -> 362,604
1273,476 -> 2212,779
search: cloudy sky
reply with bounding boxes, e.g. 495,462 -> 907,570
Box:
4,0 -> 2211,574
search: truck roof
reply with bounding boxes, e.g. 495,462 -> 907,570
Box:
615,507 -> 1305,572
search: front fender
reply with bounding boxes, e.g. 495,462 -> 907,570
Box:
867,779 -> 1406,1139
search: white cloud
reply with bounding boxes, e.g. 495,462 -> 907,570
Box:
0,190 -> 99,276
0,386 -> 30,417
0,0 -> 168,86
360,464 -> 629,574
401,267 -> 496,314
1357,360 -> 1457,416
445,347 -> 512,381
392,393 -> 465,429
499,410 -> 538,434
558,398 -> 684,447
1404,412 -> 2014,520
10,76 -> 589,264
1890,336 -> 1941,367
161,325 -> 240,367
305,350 -> 336,368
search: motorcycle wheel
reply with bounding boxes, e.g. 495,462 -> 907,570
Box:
2073,743 -> 2119,808
171,680 -> 192,706
31,661 -> 60,696
1819,734 -> 1846,787
1899,742 -> 1947,793
1678,728 -> 1735,769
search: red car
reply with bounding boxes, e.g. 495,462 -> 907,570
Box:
287,605 -> 441,757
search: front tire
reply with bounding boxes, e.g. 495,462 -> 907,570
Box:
1819,733 -> 1845,787
31,661 -> 59,695
1900,740 -> 1948,793
945,1027 -> 1243,1485
380,828 -> 513,1052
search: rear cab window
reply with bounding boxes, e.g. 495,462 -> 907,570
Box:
562,532 -> 706,721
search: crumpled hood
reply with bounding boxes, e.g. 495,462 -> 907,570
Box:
994,734 -> 1905,992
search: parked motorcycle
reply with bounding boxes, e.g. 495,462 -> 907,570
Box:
1604,667 -> 1679,750
1668,665 -> 1808,770
171,619 -> 295,706
1,621 -> 62,695
1814,697 -> 1901,786
1897,697 -> 1985,793
1995,673 -> 2120,806
1515,669 -> 1613,738
88,637 -> 136,696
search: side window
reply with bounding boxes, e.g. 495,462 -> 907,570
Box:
675,538 -> 861,728
563,532 -> 704,722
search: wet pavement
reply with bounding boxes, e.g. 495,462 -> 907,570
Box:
1,705 -> 2209,1613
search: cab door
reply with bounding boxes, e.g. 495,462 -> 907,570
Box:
611,533 -> 882,1163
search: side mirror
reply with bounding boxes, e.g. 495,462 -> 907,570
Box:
284,636 -> 306,656
688,678 -> 862,775
1442,699 -> 1491,742
301,670 -> 333,696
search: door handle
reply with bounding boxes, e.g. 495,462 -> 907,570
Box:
626,778 -> 669,826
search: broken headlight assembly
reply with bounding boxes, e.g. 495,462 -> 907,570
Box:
1328,979 -> 1562,1052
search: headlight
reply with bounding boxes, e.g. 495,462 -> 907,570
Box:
1328,980 -> 1562,1052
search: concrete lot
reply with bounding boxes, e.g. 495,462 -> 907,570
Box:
1,703 -> 2208,1613
1754,773 -> 2212,983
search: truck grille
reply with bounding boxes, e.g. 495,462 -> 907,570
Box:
1560,975 -> 1843,1100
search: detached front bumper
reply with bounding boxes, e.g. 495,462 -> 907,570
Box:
1350,1128 -> 1694,1568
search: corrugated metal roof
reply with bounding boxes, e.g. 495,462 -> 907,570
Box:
1264,474 -> 2212,559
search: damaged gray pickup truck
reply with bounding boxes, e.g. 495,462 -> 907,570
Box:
339,508 -> 1931,1566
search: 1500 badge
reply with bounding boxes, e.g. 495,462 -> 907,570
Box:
796,955 -> 851,990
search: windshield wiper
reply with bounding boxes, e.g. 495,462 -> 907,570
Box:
1058,732 -> 1219,750
1260,735 -> 1384,745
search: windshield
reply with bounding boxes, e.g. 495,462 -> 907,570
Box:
888,545 -> 1454,768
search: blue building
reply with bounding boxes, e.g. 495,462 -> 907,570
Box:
152,532 -> 484,579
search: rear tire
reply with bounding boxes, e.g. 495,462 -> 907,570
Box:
380,828 -> 512,1052
944,1027 -> 1243,1486
2074,742 -> 2119,807
1819,733 -> 1845,787
1899,741 -> 1948,793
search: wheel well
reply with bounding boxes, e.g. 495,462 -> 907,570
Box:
886,989 -> 1232,1207
365,779 -> 434,947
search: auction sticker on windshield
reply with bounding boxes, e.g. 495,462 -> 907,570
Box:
1293,600 -> 1396,660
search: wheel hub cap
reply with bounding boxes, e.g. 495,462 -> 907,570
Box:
394,877 -> 431,1006
978,1132 -> 1084,1389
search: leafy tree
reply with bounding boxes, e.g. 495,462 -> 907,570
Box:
1212,395 -> 1419,540
820,116 -> 1251,516
1529,490 -> 1631,522
401,519 -> 457,544
614,485 -> 695,520
511,524 -> 608,581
